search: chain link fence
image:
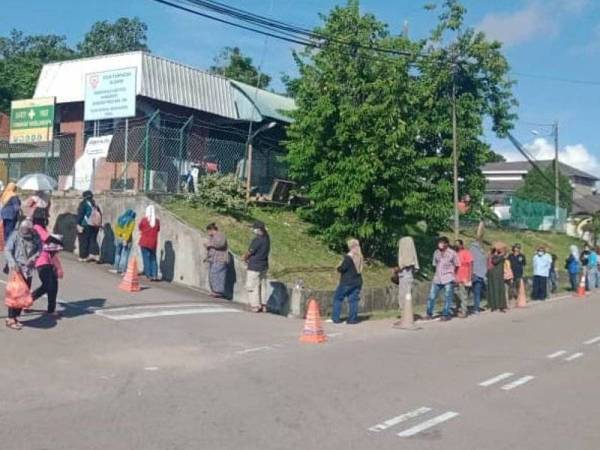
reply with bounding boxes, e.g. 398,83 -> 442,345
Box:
0,134 -> 76,187
0,111 -> 288,195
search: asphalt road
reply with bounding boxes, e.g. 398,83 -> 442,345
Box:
1,257 -> 599,450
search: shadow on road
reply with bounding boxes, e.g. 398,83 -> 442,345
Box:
59,298 -> 107,318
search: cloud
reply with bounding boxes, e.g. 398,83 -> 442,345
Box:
500,137 -> 600,174
476,0 -> 589,47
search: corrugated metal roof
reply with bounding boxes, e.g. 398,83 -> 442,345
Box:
34,51 -> 295,123
231,81 -> 296,123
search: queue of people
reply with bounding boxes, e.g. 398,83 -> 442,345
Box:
1,184 -> 63,330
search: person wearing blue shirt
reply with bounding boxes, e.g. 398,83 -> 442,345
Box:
565,245 -> 581,291
587,247 -> 599,290
532,246 -> 552,300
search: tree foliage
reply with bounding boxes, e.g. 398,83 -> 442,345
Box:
0,18 -> 150,113
209,47 -> 271,88
515,165 -> 573,210
77,17 -> 149,57
285,0 -> 517,257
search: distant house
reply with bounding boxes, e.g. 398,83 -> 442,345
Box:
482,160 -> 599,204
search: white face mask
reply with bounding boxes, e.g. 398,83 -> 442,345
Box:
253,229 -> 260,235
538,251 -> 544,256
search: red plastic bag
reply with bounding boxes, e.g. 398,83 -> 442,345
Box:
4,271 -> 33,309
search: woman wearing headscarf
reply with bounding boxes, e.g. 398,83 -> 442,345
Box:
31,209 -> 63,317
393,237 -> 419,326
111,209 -> 136,275
4,220 -> 41,329
204,223 -> 229,298
565,245 -> 581,291
1,182 -> 21,242
331,239 -> 364,324
487,242 -> 508,312
139,205 -> 160,281
76,190 -> 101,262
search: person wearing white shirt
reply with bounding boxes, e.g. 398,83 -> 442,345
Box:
532,247 -> 552,300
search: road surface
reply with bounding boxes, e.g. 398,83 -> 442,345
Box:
1,256 -> 599,450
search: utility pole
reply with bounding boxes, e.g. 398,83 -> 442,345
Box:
554,120 -> 560,230
452,62 -> 459,241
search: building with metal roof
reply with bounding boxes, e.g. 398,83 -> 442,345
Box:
482,159 -> 599,204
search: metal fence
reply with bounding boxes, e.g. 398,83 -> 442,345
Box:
0,110 -> 288,194
0,134 -> 76,186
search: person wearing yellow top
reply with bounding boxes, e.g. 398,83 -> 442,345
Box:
110,209 -> 136,274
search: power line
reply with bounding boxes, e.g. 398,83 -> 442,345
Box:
512,71 -> 600,86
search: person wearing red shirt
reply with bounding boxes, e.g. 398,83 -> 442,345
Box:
454,239 -> 473,318
139,205 -> 160,281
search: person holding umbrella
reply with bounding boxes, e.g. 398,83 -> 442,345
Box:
16,174 -> 56,220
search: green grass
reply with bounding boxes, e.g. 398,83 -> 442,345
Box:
165,199 -> 391,289
165,198 -> 585,289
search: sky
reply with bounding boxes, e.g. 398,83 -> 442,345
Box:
2,0 -> 600,176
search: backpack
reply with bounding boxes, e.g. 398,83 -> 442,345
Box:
87,204 -> 102,228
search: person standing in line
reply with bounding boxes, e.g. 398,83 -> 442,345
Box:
532,246 -> 552,300
1,182 -> 21,242
76,191 -> 102,263
331,239 -> 364,325
243,221 -> 270,313
549,253 -> 559,293
204,223 -> 229,298
425,236 -> 459,321
31,209 -> 63,317
507,244 -> 526,302
111,209 -> 136,275
487,243 -> 508,312
580,244 -> 591,291
4,220 -> 41,330
454,239 -> 473,318
586,246 -> 598,290
138,205 -> 160,281
469,239 -> 487,315
565,245 -> 581,291
392,236 -> 420,327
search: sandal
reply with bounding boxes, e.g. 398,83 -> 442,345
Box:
250,306 -> 262,313
5,319 -> 22,330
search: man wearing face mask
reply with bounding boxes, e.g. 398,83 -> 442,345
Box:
425,236 -> 459,321
532,246 -> 552,300
243,221 -> 271,313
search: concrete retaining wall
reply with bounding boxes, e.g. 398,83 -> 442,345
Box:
48,192 -> 425,318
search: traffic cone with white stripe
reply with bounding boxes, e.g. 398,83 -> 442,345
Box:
119,257 -> 141,293
577,271 -> 586,298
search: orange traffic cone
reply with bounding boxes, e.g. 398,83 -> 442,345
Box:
576,272 -> 586,298
299,299 -> 327,344
516,279 -> 527,308
119,257 -> 141,292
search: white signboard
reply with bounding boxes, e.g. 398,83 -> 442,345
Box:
84,68 -> 136,121
74,135 -> 113,191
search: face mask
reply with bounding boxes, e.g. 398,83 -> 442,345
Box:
538,251 -> 544,256
253,229 -> 260,235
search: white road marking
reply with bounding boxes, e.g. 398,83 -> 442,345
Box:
501,375 -> 535,391
369,407 -> 432,432
396,411 -> 459,438
236,346 -> 273,355
547,350 -> 567,359
479,372 -> 514,387
565,352 -> 584,361
584,336 -> 600,345
96,306 -> 240,320
144,366 -> 159,371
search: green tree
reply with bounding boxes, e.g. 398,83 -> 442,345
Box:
210,47 -> 271,88
515,165 -> 573,210
0,30 -> 74,112
285,0 -> 516,257
485,151 -> 506,163
77,17 -> 149,57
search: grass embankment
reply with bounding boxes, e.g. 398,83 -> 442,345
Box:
166,199 -> 585,289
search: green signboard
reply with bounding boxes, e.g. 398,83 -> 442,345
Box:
9,97 -> 55,144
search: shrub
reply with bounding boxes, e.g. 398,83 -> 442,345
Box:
188,173 -> 246,213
